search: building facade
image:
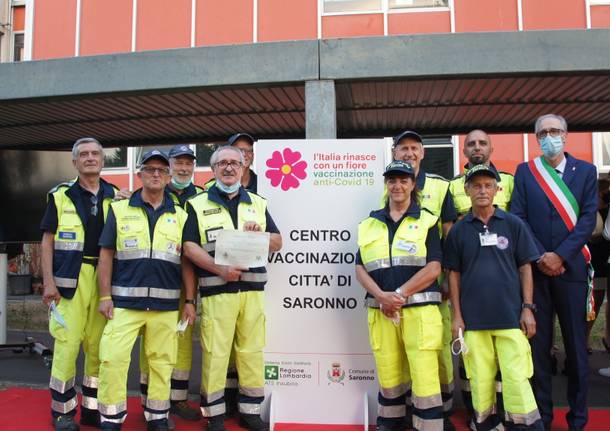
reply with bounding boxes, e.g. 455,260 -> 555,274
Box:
3,0 -> 610,187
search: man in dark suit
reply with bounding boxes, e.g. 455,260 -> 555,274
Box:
511,114 -> 597,431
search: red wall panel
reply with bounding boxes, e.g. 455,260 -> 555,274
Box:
80,0 -> 132,56
196,0 -> 252,46
258,0 -> 317,42
522,0 -> 586,30
591,5 -> 610,28
322,14 -> 384,38
527,132 -> 593,163
194,171 -> 214,186
102,173 -> 130,189
33,0 -> 77,60
388,11 -> 450,35
12,6 -> 25,31
137,0 -> 191,51
454,0 -> 518,32
457,133 -> 523,175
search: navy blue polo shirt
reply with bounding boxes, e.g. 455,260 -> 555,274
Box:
417,170 -> 458,224
182,185 -> 279,244
443,208 -> 539,330
356,202 -> 442,294
99,189 -> 177,250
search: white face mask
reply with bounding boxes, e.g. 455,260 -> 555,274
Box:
215,179 -> 240,194
451,328 -> 469,356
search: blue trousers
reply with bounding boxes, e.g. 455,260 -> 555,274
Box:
531,272 -> 588,429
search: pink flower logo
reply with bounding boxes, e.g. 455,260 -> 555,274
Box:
265,148 -> 308,191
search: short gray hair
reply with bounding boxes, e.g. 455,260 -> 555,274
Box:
534,114 -> 568,134
210,145 -> 244,167
72,137 -> 103,160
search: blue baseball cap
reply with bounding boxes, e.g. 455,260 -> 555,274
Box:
168,144 -> 195,159
228,132 -> 255,146
140,149 -> 169,166
465,164 -> 501,182
393,130 -> 423,147
383,160 -> 415,177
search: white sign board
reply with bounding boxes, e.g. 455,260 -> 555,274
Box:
256,139 -> 387,426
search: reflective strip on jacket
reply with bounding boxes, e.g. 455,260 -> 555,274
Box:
188,189 -> 268,297
358,208 -> 440,307
111,199 -> 187,311
51,179 -> 115,298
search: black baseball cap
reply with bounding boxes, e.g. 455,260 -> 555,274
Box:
140,149 -> 169,166
393,130 -> 423,147
465,164 -> 500,182
383,160 -> 416,177
168,144 -> 195,159
228,132 -> 255,146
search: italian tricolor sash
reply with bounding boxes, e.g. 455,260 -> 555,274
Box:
528,156 -> 596,321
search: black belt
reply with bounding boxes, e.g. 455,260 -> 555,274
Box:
82,257 -> 99,267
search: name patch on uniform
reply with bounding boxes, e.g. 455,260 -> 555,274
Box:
123,238 -> 139,248
205,227 -> 223,243
58,231 -> 76,240
62,209 -> 76,214
396,240 -> 418,254
203,208 -> 222,216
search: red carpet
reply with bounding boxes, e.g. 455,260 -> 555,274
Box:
0,387 -> 608,430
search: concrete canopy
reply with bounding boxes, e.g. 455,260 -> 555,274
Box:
1,29 -> 610,149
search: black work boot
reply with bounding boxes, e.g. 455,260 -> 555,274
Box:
207,414 -> 226,431
80,408 -> 101,428
146,418 -> 170,431
169,400 -> 201,421
239,414 -> 269,431
53,415 -> 80,431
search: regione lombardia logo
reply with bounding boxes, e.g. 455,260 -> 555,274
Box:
265,148 -> 307,191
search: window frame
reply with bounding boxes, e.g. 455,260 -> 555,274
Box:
593,132 -> 610,174
320,0 -> 449,16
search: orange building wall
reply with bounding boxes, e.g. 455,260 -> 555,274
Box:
322,14 -> 384,38
102,173 -> 130,189
194,171 -> 214,186
522,0 -> 586,30
388,11 -> 450,35
12,6 -> 25,31
80,0 -> 132,56
454,0 -> 518,32
196,0 -> 253,46
258,0 -> 317,42
136,0 -> 191,51
32,0 -> 77,60
591,5 -> 610,28
457,133 -> 524,175
527,132 -> 593,163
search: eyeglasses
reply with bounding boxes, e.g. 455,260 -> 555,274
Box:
141,166 -> 170,175
90,195 -> 98,217
536,128 -> 565,139
214,160 -> 243,170
239,149 -> 254,155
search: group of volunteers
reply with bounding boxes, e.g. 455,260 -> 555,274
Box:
40,112 -> 596,431
356,113 -> 596,431
41,133 -> 280,431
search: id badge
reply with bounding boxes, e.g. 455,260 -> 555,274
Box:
479,232 -> 498,246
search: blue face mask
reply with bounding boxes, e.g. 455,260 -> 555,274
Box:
540,135 -> 564,158
170,177 -> 191,190
216,179 -> 240,194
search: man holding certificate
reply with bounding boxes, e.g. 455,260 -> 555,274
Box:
183,145 -> 282,431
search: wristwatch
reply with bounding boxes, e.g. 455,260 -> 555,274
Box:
522,303 -> 537,312
394,288 -> 406,299
185,299 -> 196,305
